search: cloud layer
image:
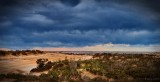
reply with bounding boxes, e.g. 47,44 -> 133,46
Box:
0,0 -> 160,50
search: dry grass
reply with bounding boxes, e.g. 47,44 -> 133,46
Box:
0,52 -> 92,74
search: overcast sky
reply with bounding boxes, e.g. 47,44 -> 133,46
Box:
0,0 -> 160,51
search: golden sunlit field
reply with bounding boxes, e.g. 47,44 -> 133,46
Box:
0,51 -> 92,75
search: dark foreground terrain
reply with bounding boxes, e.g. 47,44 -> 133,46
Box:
0,51 -> 160,82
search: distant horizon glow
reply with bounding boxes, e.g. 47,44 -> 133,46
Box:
32,43 -> 160,52
1,43 -> 160,52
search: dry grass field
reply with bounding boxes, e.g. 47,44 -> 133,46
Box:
0,52 -> 92,75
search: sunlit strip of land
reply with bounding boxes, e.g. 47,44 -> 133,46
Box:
33,43 -> 160,52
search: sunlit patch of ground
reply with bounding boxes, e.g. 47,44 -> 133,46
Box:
0,53 -> 92,75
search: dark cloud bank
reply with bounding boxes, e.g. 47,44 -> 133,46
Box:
0,0 -> 160,49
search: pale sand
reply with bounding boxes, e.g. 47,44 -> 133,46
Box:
0,52 -> 92,75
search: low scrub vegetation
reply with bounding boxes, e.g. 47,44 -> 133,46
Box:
0,50 -> 44,56
1,52 -> 160,82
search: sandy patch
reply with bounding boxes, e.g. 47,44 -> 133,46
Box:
0,53 -> 92,75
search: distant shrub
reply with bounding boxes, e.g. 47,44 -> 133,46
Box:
0,51 -> 8,56
31,59 -> 53,72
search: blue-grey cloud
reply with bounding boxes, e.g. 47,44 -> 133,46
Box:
60,0 -> 81,7
0,0 -> 160,49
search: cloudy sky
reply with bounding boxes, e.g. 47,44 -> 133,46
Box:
0,0 -> 160,51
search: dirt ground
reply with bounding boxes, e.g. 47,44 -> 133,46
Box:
0,52 -> 92,75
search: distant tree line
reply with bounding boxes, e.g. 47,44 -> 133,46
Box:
0,50 -> 44,56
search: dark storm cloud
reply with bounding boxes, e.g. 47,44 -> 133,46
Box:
95,0 -> 160,11
1,0 -> 160,14
0,0 -> 160,49
1,29 -> 159,49
94,0 -> 160,23
60,0 -> 81,7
